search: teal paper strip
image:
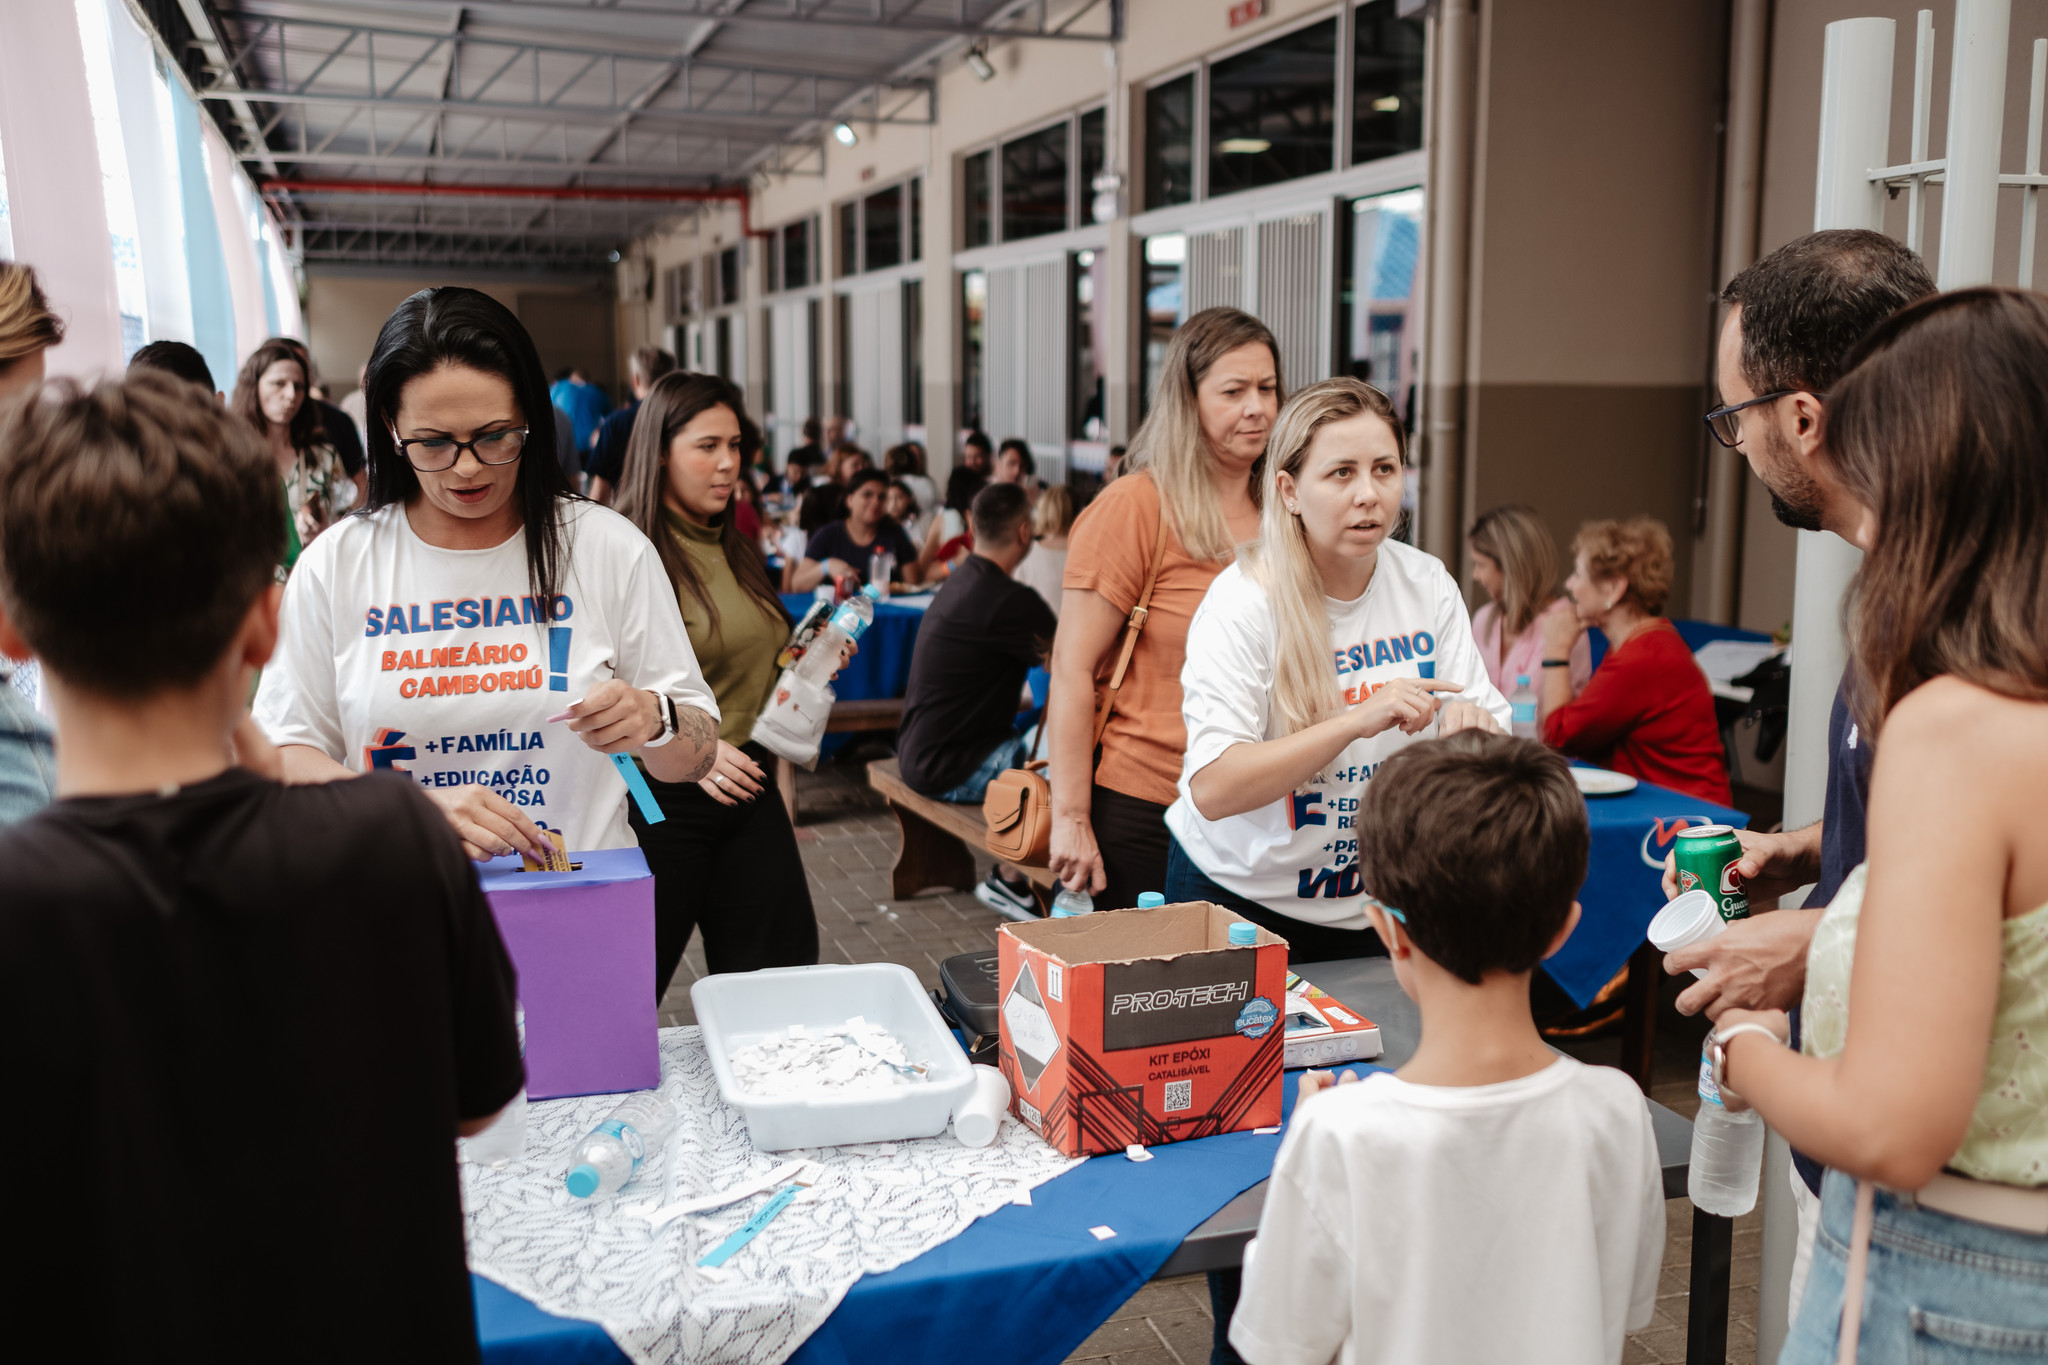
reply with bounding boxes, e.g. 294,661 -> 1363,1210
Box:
610,752 -> 667,825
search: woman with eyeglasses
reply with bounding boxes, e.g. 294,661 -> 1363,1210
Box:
254,288 -> 719,862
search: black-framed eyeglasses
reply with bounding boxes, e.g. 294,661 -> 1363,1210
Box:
393,425 -> 529,472
1702,391 -> 1818,449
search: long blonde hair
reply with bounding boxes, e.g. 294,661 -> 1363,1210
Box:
1123,307 -> 1282,560
0,263 -> 64,365
1468,504 -> 1561,640
1242,377 -> 1407,739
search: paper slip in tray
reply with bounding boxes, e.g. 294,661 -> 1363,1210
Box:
1282,973 -> 1382,1069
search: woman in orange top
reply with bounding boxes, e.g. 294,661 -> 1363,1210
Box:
1041,308 -> 1282,915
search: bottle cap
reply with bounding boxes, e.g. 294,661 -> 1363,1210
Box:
1135,892 -> 1166,908
565,1163 -> 602,1199
1228,923 -> 1257,945
861,582 -> 884,601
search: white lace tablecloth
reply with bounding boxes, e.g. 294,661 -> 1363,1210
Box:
464,1027 -> 1081,1365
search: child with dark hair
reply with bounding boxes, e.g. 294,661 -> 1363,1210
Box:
0,371 -> 523,1360
1230,731 -> 1663,1365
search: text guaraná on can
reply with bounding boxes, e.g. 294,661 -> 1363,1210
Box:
1673,825 -> 1750,922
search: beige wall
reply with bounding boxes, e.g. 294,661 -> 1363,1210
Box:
305,272 -> 617,404
1461,0 -> 1724,614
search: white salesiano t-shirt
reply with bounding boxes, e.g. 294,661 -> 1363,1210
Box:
255,501 -> 718,853
1166,541 -> 1509,929
1229,1057 -> 1665,1365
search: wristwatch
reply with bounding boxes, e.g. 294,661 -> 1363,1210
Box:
1708,1021 -> 1785,1100
642,691 -> 678,748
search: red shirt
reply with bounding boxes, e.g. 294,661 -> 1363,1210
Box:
1542,619 -> 1732,806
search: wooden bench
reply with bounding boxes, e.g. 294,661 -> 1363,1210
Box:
868,757 -> 1060,909
773,697 -> 909,824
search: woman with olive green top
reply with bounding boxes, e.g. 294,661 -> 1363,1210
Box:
663,506 -> 784,742
617,373 -> 818,993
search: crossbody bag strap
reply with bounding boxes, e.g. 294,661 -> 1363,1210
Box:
1092,495 -> 1172,749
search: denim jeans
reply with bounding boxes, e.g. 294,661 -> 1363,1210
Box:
935,729 -> 1034,805
0,675 -> 54,827
1782,1167 -> 2048,1362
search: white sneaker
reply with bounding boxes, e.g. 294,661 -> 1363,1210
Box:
974,873 -> 1039,921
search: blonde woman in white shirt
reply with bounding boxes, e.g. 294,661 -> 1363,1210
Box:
257,287 -> 719,861
1165,377 -> 1509,959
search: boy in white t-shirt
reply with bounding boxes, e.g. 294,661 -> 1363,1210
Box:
1230,732 -> 1664,1365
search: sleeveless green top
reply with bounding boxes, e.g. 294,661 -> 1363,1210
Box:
1803,863 -> 2048,1185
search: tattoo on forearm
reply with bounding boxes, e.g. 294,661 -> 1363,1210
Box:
676,705 -> 718,782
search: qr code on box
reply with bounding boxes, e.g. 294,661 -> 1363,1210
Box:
1164,1079 -> 1192,1112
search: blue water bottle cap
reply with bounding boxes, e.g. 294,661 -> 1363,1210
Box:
1516,674 -> 1531,687
861,582 -> 884,601
1228,923 -> 1257,946
565,1163 -> 602,1199
1135,892 -> 1166,909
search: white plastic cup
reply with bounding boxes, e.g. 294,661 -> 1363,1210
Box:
951,1064 -> 1012,1148
1647,890 -> 1725,978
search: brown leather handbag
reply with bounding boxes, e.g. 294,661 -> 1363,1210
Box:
984,507 -> 1170,866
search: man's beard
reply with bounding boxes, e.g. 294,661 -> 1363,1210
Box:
1768,488 -> 1823,533
1758,428 -> 1826,531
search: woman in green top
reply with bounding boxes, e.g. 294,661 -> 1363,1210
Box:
617,372 -> 817,991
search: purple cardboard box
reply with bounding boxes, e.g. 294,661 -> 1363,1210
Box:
479,847 -> 659,1100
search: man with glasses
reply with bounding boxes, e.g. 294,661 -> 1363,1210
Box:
1667,228 -> 1932,1309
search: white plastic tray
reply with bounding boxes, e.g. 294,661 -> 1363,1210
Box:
692,963 -> 977,1151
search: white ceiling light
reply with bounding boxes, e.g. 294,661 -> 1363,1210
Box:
966,47 -> 996,82
1372,95 -> 1402,113
1218,137 -> 1271,154
832,122 -> 858,146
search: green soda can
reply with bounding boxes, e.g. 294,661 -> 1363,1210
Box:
1673,825 -> 1750,922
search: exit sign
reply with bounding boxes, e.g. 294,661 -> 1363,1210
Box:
1228,0 -> 1265,28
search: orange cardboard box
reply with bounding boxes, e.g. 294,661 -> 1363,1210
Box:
997,902 -> 1287,1157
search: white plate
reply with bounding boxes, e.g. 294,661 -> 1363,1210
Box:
1572,767 -> 1639,797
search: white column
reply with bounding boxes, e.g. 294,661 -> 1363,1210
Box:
1939,0 -> 2012,288
1760,20 -> 1900,1363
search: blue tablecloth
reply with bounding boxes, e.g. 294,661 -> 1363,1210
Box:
474,1066 -> 1372,1365
1543,773 -> 1749,1008
1587,617 -> 1772,672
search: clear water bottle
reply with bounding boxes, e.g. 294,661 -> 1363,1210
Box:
1050,888 -> 1094,917
791,584 -> 881,688
1688,1039 -> 1764,1215
564,1090 -> 681,1201
1510,674 -> 1540,740
869,550 -> 896,597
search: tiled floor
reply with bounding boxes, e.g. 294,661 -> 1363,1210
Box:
664,742 -> 1766,1364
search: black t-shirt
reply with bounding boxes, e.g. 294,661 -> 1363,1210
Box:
804,518 -> 919,583
897,554 -> 1059,794
1792,666 -> 1877,1195
587,398 -> 642,486
318,398 -> 365,476
0,769 -> 522,1361
1808,667 -> 1873,909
